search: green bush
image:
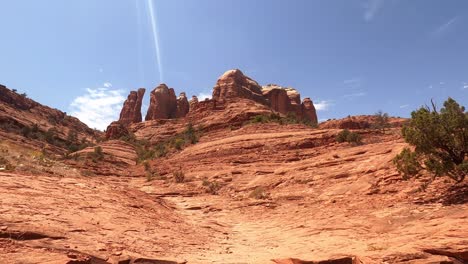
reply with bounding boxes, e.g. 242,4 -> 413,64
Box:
394,98 -> 467,182
173,138 -> 185,150
336,129 -> 362,145
393,148 -> 421,179
249,112 -> 317,127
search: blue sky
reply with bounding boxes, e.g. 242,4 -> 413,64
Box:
0,0 -> 466,130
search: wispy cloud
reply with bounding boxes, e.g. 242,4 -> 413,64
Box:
431,16 -> 459,36
463,83 -> 468,90
343,91 -> 367,99
343,77 -> 363,90
103,82 -> 112,88
399,104 -> 409,109
363,0 -> 385,22
69,85 -> 126,131
197,92 -> 212,101
314,100 -> 333,111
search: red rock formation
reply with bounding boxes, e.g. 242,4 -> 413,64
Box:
301,98 -> 318,124
145,84 -> 177,120
0,85 -> 100,154
105,121 -> 129,139
189,95 -> 199,112
262,86 -> 291,114
212,69 -> 266,105
119,88 -> 145,125
175,92 -> 189,118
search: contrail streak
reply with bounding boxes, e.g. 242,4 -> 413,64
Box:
147,0 -> 163,83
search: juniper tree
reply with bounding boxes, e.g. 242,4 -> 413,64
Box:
394,98 -> 467,182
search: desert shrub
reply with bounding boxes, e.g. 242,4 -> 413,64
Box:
173,138 -> 185,150
249,187 -> 269,199
88,146 -> 104,162
336,129 -> 362,145
372,110 -> 390,132
336,129 -> 350,143
202,179 -> 221,194
124,124 -> 201,163
184,123 -> 199,144
249,112 -> 317,127
0,156 -> 15,171
21,126 -> 32,137
173,170 -> 185,183
251,114 -> 270,124
154,143 -> 167,158
394,98 -> 467,182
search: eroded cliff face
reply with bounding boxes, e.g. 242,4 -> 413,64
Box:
262,84 -> 318,124
118,88 -> 145,125
212,69 -> 267,105
145,84 -> 177,120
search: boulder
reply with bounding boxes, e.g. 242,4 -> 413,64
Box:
118,88 -> 145,125
212,69 -> 266,105
175,92 -> 189,118
145,84 -> 177,120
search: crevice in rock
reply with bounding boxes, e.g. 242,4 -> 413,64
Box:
0,230 -> 65,240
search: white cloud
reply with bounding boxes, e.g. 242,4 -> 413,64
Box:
432,16 -> 458,36
197,92 -> 212,101
399,104 -> 409,109
69,85 -> 126,131
463,83 -> 468,90
103,82 -> 112,88
314,100 -> 332,111
363,0 -> 385,22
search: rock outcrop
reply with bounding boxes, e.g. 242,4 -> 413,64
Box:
145,84 -> 178,120
262,84 -> 317,124
301,98 -> 318,124
118,88 -> 145,125
189,96 -> 199,111
0,85 -> 100,154
105,121 -> 129,139
175,92 -> 189,118
262,85 -> 292,114
212,69 -> 267,105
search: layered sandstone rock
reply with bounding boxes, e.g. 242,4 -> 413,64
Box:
145,84 -> 177,120
0,85 -> 100,152
175,92 -> 189,118
301,98 -> 318,124
105,121 -> 129,139
189,96 -> 199,111
261,85 -> 317,124
261,85 -> 292,114
212,69 -> 266,105
119,88 -> 145,125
